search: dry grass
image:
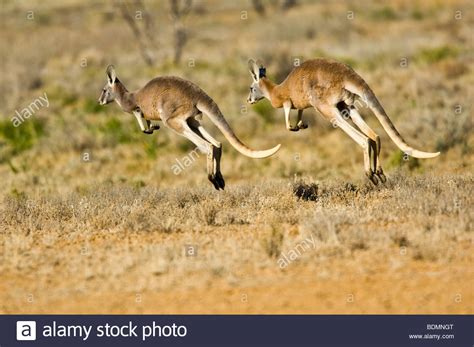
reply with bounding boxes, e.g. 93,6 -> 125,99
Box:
0,0 -> 473,313
1,173 -> 472,313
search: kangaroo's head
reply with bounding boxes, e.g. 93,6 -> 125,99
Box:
98,65 -> 119,105
247,59 -> 266,104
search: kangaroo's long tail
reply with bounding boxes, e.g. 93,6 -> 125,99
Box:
346,82 -> 440,159
197,100 -> 281,159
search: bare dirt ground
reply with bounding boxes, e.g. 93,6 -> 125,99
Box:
0,0 -> 473,314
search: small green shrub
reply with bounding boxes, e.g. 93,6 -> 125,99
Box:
142,138 -> 160,159
177,139 -> 196,153
83,98 -> 103,114
0,118 -> 45,161
251,101 -> 275,125
371,6 -> 398,21
99,118 -> 133,144
387,151 -> 420,171
415,46 -> 460,64
61,94 -> 78,106
411,9 -> 424,20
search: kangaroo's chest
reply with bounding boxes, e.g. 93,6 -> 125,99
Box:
276,77 -> 312,110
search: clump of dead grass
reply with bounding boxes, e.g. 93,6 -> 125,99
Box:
299,173 -> 473,261
261,225 -> 285,259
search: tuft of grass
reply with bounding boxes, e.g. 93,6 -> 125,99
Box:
261,225 -> 284,258
195,201 -> 219,226
133,180 -> 146,189
411,9 -> 424,20
36,13 -> 52,26
391,233 -> 410,248
8,188 -> 28,200
415,46 -> 460,64
435,113 -> 472,153
370,6 -> 398,21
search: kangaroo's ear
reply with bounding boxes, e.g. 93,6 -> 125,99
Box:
106,65 -> 117,85
256,59 -> 266,78
248,59 -> 260,82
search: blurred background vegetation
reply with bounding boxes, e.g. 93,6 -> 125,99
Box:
0,0 -> 472,196
0,0 -> 473,315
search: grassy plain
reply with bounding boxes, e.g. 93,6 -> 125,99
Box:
0,0 -> 472,313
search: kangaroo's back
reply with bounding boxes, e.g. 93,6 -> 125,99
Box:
287,59 -> 362,88
276,59 -> 366,108
135,76 -> 209,120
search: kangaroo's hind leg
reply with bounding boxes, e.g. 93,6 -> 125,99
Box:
316,103 -> 379,185
346,105 -> 386,183
187,118 -> 225,189
164,117 -> 223,190
336,102 -> 385,183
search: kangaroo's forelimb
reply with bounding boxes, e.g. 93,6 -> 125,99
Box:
133,108 -> 160,134
284,102 -> 308,132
